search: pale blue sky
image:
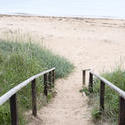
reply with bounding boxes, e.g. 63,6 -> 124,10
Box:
0,0 -> 125,18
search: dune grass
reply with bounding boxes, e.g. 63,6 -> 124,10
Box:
83,67 -> 125,125
0,36 -> 74,125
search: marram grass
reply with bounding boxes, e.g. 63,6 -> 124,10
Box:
0,39 -> 74,125
84,67 -> 125,125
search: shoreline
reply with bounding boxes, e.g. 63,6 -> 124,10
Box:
0,13 -> 125,21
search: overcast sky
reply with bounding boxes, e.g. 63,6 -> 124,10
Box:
0,0 -> 125,18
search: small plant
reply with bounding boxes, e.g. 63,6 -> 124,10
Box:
92,108 -> 101,120
80,87 -> 90,96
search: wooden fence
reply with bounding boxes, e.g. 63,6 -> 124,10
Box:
0,67 -> 55,125
82,69 -> 125,125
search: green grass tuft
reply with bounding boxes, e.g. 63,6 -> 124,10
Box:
92,108 -> 101,120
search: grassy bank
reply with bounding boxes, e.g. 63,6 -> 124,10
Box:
83,67 -> 125,125
0,39 -> 74,124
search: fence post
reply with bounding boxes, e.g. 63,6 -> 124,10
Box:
44,74 -> 48,96
89,72 -> 93,93
10,94 -> 18,125
52,69 -> 55,87
31,79 -> 37,117
118,96 -> 125,125
100,80 -> 105,112
48,71 -> 52,89
82,70 -> 86,85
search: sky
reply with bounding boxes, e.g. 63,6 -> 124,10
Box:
0,0 -> 125,19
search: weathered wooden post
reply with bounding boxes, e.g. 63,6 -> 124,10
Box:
31,79 -> 37,117
52,69 -> 55,87
44,73 -> 48,96
89,72 -> 93,93
10,94 -> 18,125
82,70 -> 86,85
48,71 -> 52,89
118,96 -> 125,125
100,80 -> 105,112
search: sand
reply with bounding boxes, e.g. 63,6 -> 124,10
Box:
0,15 -> 125,125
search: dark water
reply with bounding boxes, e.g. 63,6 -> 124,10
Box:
0,0 -> 125,19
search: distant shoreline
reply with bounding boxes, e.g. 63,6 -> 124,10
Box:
0,13 -> 125,21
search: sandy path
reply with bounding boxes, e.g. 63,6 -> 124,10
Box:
0,16 -> 125,125
32,70 -> 92,125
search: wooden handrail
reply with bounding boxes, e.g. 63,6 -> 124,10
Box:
0,67 -> 55,125
83,69 -> 125,125
90,71 -> 125,100
0,67 -> 55,105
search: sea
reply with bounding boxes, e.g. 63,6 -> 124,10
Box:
0,0 -> 125,19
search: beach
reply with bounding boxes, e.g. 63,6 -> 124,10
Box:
0,15 -> 125,125
0,15 -> 125,71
